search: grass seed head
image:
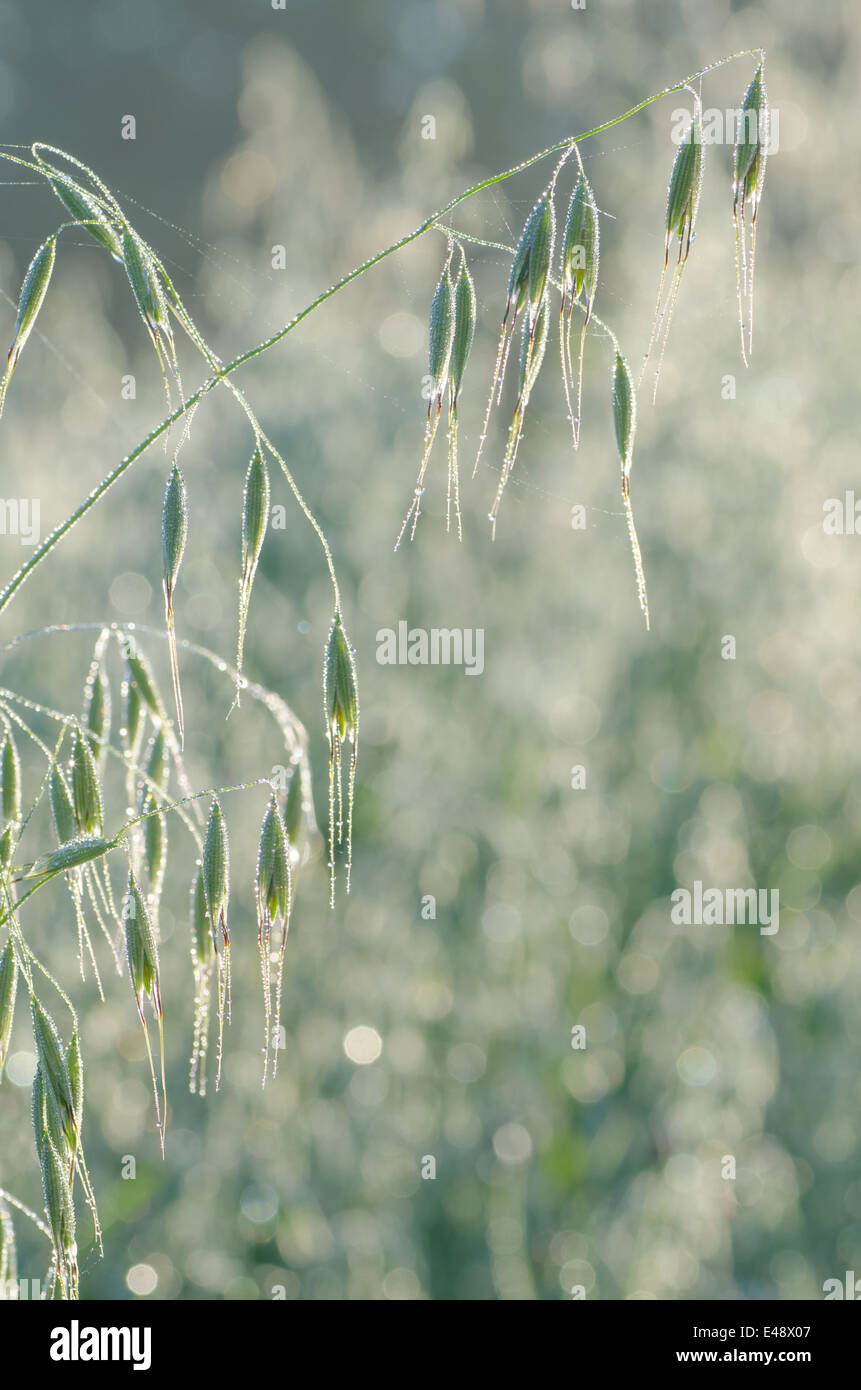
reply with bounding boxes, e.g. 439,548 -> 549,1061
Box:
83,661 -> 111,766
0,939 -> 17,1083
324,610 -> 359,747
284,763 -> 305,851
202,797 -> 230,947
518,295 -> 550,400
144,725 -> 168,793
31,1063 -> 46,1161
190,866 -> 213,967
123,637 -> 162,722
257,795 -> 291,924
562,170 -> 600,318
0,730 -> 21,823
162,462 -> 188,617
242,448 -> 270,592
6,237 -> 56,375
506,190 -> 551,322
0,824 -> 13,874
427,256 -> 456,413
733,63 -> 769,215
123,871 -> 161,1013
71,726 -> 103,835
23,834 -> 113,880
30,1000 -> 76,1143
40,1135 -> 77,1272
449,253 -> 477,405
49,174 -> 122,260
122,229 -> 173,349
143,792 -> 166,893
49,765 -> 77,844
612,350 -> 636,480
666,105 -> 705,261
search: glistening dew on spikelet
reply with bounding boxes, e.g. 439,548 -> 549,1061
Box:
445,248 -> 477,539
162,461 -> 189,747
612,349 -> 649,630
71,726 -> 103,836
123,872 -> 166,1153
121,229 -> 180,406
323,609 -> 359,906
640,92 -> 705,401
83,656 -> 111,770
39,1134 -> 78,1300
235,446 -> 270,703
255,795 -> 292,1085
733,60 -> 769,365
202,797 -> 231,1091
560,154 -> 600,448
472,159 -> 565,496
0,236 -> 57,419
0,939 -> 17,1084
396,243 -> 456,548
0,729 -> 21,824
188,866 -> 214,1097
47,171 -> 123,261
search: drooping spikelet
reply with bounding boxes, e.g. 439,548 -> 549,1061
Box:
732,61 -> 769,365
235,446 -> 270,702
161,461 -> 189,746
202,797 -> 231,1091
323,610 -> 359,906
560,156 -> 600,449
255,794 -> 292,1084
612,350 -> 649,630
640,94 -> 705,400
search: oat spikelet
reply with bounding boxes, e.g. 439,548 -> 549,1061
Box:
122,872 -> 167,1155
612,349 -> 649,629
188,866 -> 214,1096
162,461 -> 189,748
0,236 -> 56,420
397,243 -> 456,548
323,610 -> 359,906
202,797 -> 230,1090
640,92 -> 705,401
560,153 -> 600,449
235,446 -> 270,707
255,795 -> 292,1084
446,247 -> 477,540
732,60 -> 769,366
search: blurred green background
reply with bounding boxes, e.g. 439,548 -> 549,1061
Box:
0,0 -> 859,1300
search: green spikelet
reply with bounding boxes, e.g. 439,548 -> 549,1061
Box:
162,461 -> 188,746
612,350 -> 649,631
83,659 -> 111,768
0,940 -> 17,1084
5,237 -> 56,381
0,730 -> 21,823
323,610 -> 359,905
71,727 -> 103,835
256,794 -> 292,1083
560,163 -> 600,449
48,173 -> 122,260
235,447 -> 270,702
123,871 -> 166,1153
188,867 -> 214,1097
202,797 -> 231,1090
49,764 -> 77,845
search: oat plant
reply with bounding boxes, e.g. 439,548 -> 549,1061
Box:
0,49 -> 768,1297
